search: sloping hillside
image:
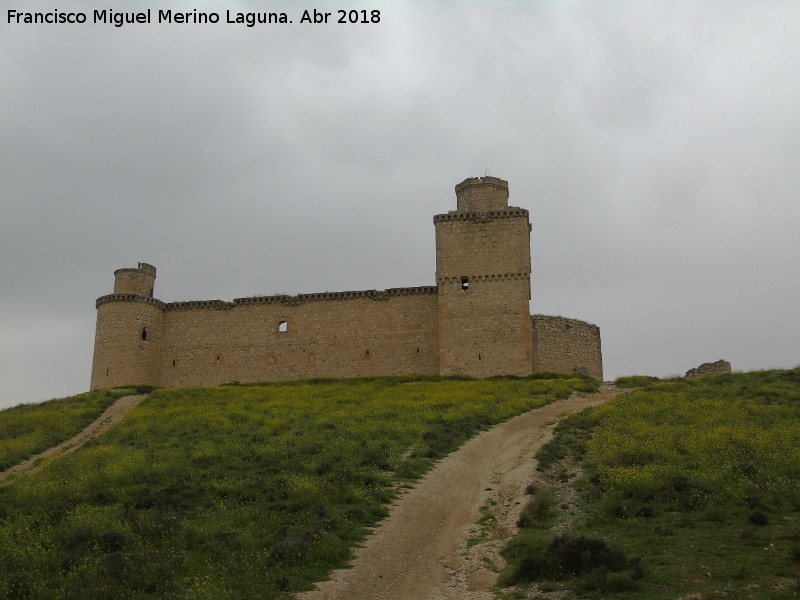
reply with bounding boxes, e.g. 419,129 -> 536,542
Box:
0,388 -> 138,472
0,374 -> 596,599
500,368 -> 800,599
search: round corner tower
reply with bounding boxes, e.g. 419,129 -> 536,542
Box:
434,176 -> 533,377
113,262 -> 157,296
91,262 -> 164,390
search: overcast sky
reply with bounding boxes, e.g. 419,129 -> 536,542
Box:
2,1 -> 798,408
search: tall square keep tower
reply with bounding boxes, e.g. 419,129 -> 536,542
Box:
435,177 -> 533,376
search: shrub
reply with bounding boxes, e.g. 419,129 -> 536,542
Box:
517,491 -> 555,528
790,544 -> 800,562
501,534 -> 637,586
657,475 -> 711,510
547,535 -> 628,576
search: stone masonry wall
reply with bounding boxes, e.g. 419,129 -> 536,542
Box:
113,263 -> 156,296
91,296 -> 164,390
435,207 -> 533,378
434,211 -> 532,278
531,315 -> 603,380
685,359 -> 731,378
91,177 -> 604,389
455,177 -> 510,212
437,276 -> 532,377
92,288 -> 440,389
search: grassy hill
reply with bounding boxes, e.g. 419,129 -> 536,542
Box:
499,368 -> 800,599
0,388 -> 137,472
3,369 -> 797,599
0,374 -> 595,599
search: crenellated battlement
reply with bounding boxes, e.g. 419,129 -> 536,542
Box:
433,208 -> 528,224
436,273 -> 530,285
113,263 -> 155,278
233,286 -> 438,306
166,299 -> 234,311
96,294 -> 166,309
90,176 -> 602,391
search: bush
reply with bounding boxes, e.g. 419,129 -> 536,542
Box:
548,535 -> 628,575
656,475 -> 711,510
517,491 -> 555,528
790,544 -> 800,562
501,534 -> 637,586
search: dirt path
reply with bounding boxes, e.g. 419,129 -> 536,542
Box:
296,384 -> 620,600
0,394 -> 146,483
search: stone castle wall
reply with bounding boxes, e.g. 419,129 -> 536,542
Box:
685,359 -> 731,378
530,315 -> 603,380
160,289 -> 439,387
91,288 -> 440,390
436,276 -> 533,377
91,177 -> 604,390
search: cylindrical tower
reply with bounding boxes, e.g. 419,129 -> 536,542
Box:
90,263 -> 164,390
114,262 -> 156,296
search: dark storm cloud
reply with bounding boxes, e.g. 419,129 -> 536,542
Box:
2,1 -> 798,407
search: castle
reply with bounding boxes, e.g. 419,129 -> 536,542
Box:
91,177 -> 602,390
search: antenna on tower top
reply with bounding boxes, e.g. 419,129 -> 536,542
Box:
485,168 -> 491,177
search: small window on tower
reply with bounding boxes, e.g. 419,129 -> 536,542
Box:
461,277 -> 469,291
150,288 -> 154,297
278,321 -> 288,333
141,327 -> 148,341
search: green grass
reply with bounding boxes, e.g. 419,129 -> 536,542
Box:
0,374 -> 595,599
613,375 -> 663,388
500,368 -> 800,598
0,389 -> 133,472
